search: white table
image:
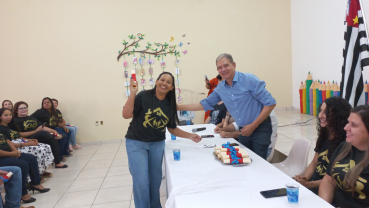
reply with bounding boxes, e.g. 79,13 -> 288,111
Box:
164,124 -> 333,208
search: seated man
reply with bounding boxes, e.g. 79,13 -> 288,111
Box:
218,110 -> 278,158
204,101 -> 227,125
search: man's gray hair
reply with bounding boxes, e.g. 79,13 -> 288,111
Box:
216,53 -> 234,64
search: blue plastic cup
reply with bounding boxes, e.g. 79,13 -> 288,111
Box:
286,183 -> 299,203
171,134 -> 176,140
173,149 -> 180,161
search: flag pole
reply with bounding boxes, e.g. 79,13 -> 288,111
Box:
359,0 -> 369,38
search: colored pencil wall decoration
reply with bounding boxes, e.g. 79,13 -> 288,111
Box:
309,83 -> 314,115
318,81 -> 323,107
303,83 -> 307,114
326,81 -> 331,99
316,80 -> 321,114
333,83 -> 339,97
330,81 -> 334,97
306,72 -> 313,114
322,81 -> 327,102
367,81 -> 369,104
299,82 -> 303,113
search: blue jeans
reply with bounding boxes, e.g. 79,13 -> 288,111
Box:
55,127 -> 71,157
126,138 -> 165,208
0,154 -> 41,196
66,126 -> 78,145
0,166 -> 21,208
238,117 -> 272,160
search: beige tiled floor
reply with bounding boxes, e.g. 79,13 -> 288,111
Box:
16,109 -> 315,208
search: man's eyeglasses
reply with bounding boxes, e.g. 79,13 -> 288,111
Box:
18,107 -> 28,111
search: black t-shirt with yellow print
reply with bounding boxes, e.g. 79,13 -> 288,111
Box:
31,109 -> 58,129
326,142 -> 369,208
13,116 -> 41,132
56,109 -> 63,123
309,139 -> 335,194
125,90 -> 177,142
0,133 -> 11,152
0,125 -> 18,141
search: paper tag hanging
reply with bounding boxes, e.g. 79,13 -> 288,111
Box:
139,58 -> 144,65
149,78 -> 155,86
124,61 -> 128,67
148,59 -> 154,64
178,96 -> 182,103
124,81 -> 129,87
140,69 -> 145,76
175,67 -> 180,75
141,89 -> 146,92
124,71 -> 128,78
133,57 -> 137,64
176,88 -> 181,93
134,67 -> 137,74
126,90 -> 130,97
177,78 -> 180,85
141,79 -> 146,86
149,68 -> 153,75
175,60 -> 180,65
161,60 -> 166,67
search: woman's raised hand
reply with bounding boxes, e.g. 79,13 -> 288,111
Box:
130,79 -> 138,94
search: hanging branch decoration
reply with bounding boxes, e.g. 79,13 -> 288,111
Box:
117,33 -> 180,62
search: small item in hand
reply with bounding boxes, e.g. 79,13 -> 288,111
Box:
42,122 -> 46,127
50,132 -> 60,136
205,75 -> 208,80
0,172 -> 13,182
201,135 -> 214,138
21,138 -> 27,143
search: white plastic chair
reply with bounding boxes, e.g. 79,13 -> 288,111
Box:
272,138 -> 311,177
267,134 -> 278,162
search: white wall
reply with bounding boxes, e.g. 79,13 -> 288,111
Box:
291,0 -> 369,108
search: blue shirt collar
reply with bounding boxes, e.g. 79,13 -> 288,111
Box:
224,71 -> 239,86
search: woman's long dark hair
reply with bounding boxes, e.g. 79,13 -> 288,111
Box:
41,97 -> 59,124
149,72 -> 179,126
316,97 -> 351,158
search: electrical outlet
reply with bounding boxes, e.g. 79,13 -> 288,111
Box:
95,121 -> 99,126
100,121 -> 103,125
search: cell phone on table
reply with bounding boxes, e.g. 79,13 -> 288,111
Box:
201,135 -> 214,138
260,188 -> 287,198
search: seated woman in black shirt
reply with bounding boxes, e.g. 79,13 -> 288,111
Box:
123,72 -> 202,208
293,97 -> 351,194
31,97 -> 71,159
0,108 -> 50,203
319,105 -> 369,208
13,101 -> 67,168
0,108 -> 55,178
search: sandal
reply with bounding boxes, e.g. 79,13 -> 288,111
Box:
40,171 -> 52,178
55,164 -> 68,168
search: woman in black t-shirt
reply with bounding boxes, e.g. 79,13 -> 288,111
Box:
293,97 -> 351,194
0,108 -> 50,203
123,72 -> 202,208
13,101 -> 68,168
31,97 -> 71,159
319,105 -> 369,208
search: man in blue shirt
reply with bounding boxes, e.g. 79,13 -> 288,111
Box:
178,53 -> 276,159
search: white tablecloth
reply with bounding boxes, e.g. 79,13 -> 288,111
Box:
164,124 -> 333,208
